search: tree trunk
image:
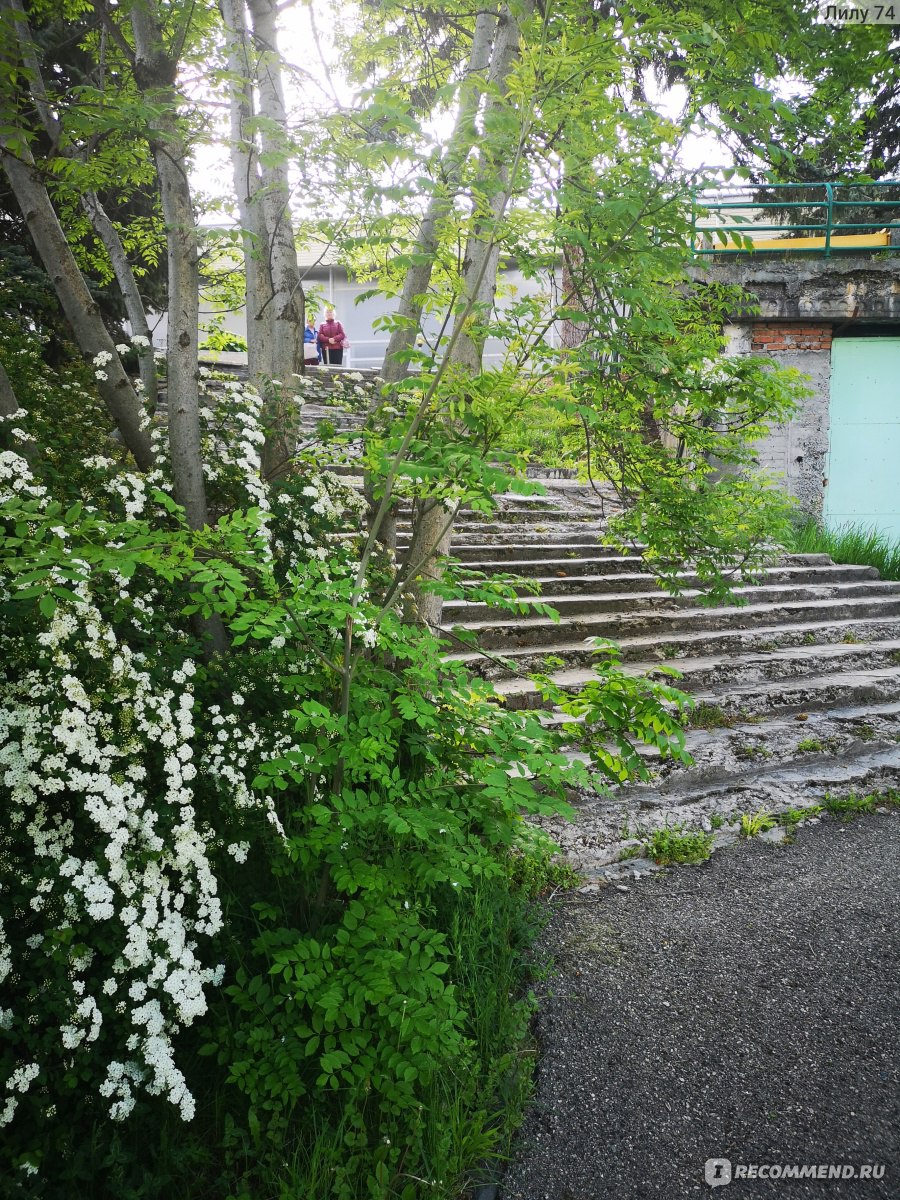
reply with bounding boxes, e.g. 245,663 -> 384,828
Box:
380,7 -> 499,387
4,0 -> 159,412
220,0 -> 276,392
80,192 -> 160,410
0,149 -> 153,469
370,8 -> 499,559
130,3 -> 209,532
247,0 -> 304,477
399,2 -> 533,628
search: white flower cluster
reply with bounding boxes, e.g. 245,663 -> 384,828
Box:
198,377 -> 271,517
0,452 -> 232,1126
92,350 -> 113,382
0,450 -> 46,500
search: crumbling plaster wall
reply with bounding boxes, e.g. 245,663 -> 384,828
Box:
693,255 -> 900,520
723,322 -> 832,518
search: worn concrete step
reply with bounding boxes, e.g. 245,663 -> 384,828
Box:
692,663 -> 900,719
448,615 -> 900,678
398,532 -> 616,551
463,564 -> 881,598
450,555 -> 861,581
396,505 -> 589,523
633,742 -> 900,812
396,516 -> 605,533
532,664 -> 900,725
548,745 -> 900,873
493,639 -> 900,710
443,593 -> 900,651
442,579 -> 900,624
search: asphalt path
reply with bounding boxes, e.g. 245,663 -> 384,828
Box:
502,812 -> 900,1200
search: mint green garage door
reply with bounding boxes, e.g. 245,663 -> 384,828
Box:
824,337 -> 900,538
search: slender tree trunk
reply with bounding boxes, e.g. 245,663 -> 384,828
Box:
130,4 -> 209,532
0,148 -> 154,469
220,0 -> 276,392
369,9 -> 499,559
380,7 -> 500,387
79,192 -> 159,409
4,0 -> 159,411
247,0 -> 304,477
402,2 -> 534,630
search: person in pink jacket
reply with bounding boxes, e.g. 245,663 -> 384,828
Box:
318,306 -> 347,365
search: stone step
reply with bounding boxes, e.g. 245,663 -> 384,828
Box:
691,663 -> 900,719
449,555 -> 853,580
548,744 -> 900,874
492,639 -> 900,710
442,579 -> 900,624
448,615 -> 900,678
399,533 -> 617,552
395,509 -> 604,526
459,563 -> 880,597
442,593 -> 900,651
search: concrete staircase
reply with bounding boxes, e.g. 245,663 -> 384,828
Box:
428,488 -> 900,877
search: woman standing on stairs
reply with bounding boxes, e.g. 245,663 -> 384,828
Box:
318,306 -> 347,366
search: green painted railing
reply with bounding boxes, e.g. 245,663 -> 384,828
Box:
691,179 -> 900,256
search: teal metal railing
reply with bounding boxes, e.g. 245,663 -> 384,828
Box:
691,180 -> 900,256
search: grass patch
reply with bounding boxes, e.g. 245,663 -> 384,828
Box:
796,737 -> 823,752
646,826 -> 713,865
779,805 -> 823,827
507,839 -> 582,898
852,722 -> 878,742
822,791 -> 878,819
788,518 -> 900,580
686,703 -> 735,730
734,742 -> 771,761
739,810 -> 778,838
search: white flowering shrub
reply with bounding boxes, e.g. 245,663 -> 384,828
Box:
0,388 -> 583,1198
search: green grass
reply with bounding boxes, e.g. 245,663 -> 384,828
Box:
788,518 -> 900,579
796,737 -> 823,752
739,810 -> 778,838
734,742 -> 771,761
779,805 -> 823,827
822,791 -> 878,818
822,788 -> 899,819
685,702 -> 735,730
646,826 -> 713,866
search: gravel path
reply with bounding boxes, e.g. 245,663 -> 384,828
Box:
502,812 -> 900,1199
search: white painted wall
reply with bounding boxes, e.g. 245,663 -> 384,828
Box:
151,265 -> 560,370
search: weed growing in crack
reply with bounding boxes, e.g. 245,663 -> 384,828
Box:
740,811 -> 778,838
734,743 -> 771,761
779,805 -> 823,827
822,792 -> 877,819
646,826 -> 713,866
853,723 -> 878,742
687,703 -> 734,730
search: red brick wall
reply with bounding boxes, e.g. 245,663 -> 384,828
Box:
750,323 -> 833,353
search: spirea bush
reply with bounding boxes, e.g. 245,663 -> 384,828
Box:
0,403 -> 561,1195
